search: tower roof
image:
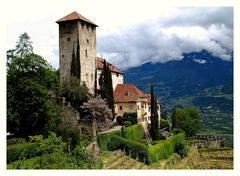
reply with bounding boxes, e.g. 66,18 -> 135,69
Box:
56,11 -> 98,27
96,57 -> 123,74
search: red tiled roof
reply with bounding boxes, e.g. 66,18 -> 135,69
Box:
114,83 -> 146,103
56,11 -> 98,27
96,57 -> 123,74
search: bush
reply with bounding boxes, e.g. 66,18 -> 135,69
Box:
7,142 -> 40,163
39,132 -> 67,154
160,118 -> 172,132
7,138 -> 26,146
175,142 -> 187,158
123,124 -> 144,143
29,135 -> 43,143
123,121 -> 132,127
123,112 -> 138,125
57,125 -> 81,151
109,135 -> 150,163
7,151 -> 103,169
172,128 -> 185,135
97,130 -> 121,151
148,132 -> 186,162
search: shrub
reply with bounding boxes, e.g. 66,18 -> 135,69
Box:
123,112 -> 138,125
175,142 -> 187,158
172,128 -> 185,134
7,138 -> 26,146
160,118 -> 172,132
57,125 -> 81,151
97,130 -> 121,151
123,124 -> 144,143
148,132 -> 186,162
39,132 -> 66,154
123,121 -> 132,127
109,135 -> 150,163
7,142 -> 40,163
29,135 -> 43,143
7,156 -> 41,169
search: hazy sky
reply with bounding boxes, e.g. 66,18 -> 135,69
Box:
5,0 -> 233,70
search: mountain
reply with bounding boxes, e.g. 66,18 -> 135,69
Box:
124,50 -> 233,135
124,49 -> 233,103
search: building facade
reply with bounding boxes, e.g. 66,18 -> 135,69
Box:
114,83 -> 160,124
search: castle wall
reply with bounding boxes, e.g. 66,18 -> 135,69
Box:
111,72 -> 124,90
97,69 -> 123,90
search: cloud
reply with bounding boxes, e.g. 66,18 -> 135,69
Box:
97,7 -> 233,70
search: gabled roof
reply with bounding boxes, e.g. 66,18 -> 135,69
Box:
96,57 -> 123,74
56,11 -> 98,27
114,83 -> 146,103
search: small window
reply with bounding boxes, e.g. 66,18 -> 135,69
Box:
125,91 -> 129,96
85,49 -> 88,57
87,39 -> 89,44
142,105 -> 144,109
138,106 -> 139,110
91,74 -> 93,81
119,106 -> 122,110
67,37 -> 71,41
62,54 -> 64,58
116,73 -> 119,77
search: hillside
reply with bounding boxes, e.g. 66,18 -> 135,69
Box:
124,50 -> 233,136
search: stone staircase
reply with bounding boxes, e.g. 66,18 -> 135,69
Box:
101,150 -> 149,169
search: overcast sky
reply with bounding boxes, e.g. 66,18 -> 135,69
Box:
5,0 -> 233,70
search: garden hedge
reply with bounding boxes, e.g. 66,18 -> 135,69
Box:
123,124 -> 144,143
148,132 -> 186,162
97,124 -> 186,164
97,130 -> 121,151
108,135 -> 150,163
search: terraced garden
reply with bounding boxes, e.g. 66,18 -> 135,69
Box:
101,147 -> 233,169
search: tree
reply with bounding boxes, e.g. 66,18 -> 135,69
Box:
81,96 -> 113,132
172,107 -> 201,136
7,32 -> 33,62
161,110 -> 167,120
172,108 -> 177,128
61,76 -> 90,112
150,83 -> 160,140
7,53 -> 61,137
98,60 -> 114,117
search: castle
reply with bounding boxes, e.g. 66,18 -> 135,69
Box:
56,11 -> 160,123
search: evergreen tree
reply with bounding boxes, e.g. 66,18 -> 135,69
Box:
161,110 -> 167,120
99,60 -> 115,117
70,41 -> 80,80
172,108 -> 177,128
150,83 -> 160,140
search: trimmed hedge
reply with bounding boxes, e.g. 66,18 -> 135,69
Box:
97,130 -> 121,151
160,118 -> 172,132
108,135 -> 150,163
149,132 -> 186,162
97,124 -> 186,164
7,142 -> 40,163
123,124 -> 144,143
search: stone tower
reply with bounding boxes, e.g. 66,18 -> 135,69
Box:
56,11 -> 98,93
